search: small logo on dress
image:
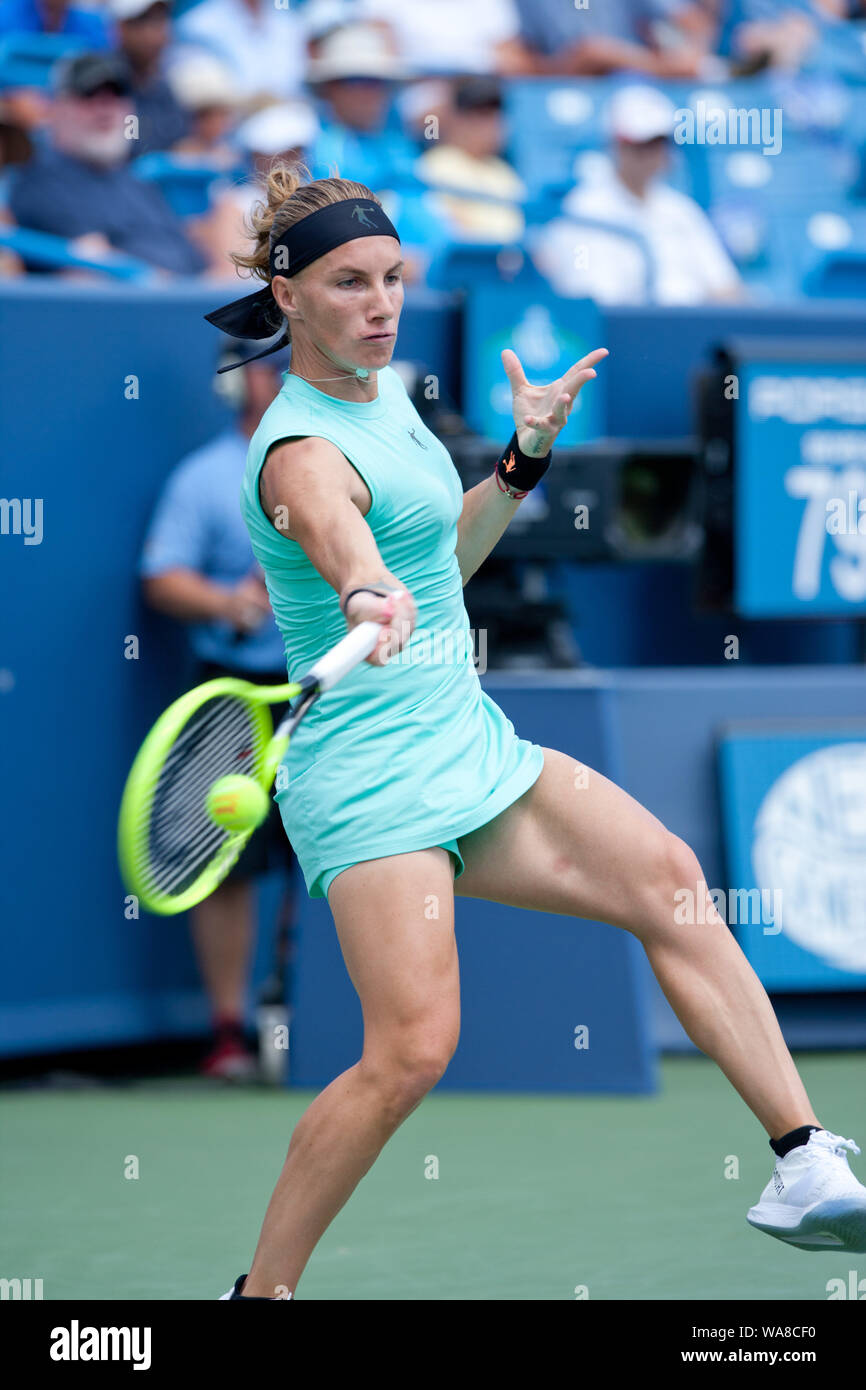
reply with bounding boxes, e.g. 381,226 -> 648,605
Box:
352,204 -> 377,228
773,1169 -> 784,1195
408,428 -> 428,450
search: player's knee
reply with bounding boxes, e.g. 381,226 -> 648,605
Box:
395,1029 -> 459,1100
367,1024 -> 459,1112
646,831 -> 704,934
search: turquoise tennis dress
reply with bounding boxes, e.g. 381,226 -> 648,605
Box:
240,364 -> 545,900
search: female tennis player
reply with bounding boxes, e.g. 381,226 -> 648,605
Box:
208,166 -> 866,1298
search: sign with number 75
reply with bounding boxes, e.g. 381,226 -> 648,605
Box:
785,465 -> 866,603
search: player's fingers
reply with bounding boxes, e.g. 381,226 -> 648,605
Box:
501,348 -> 528,390
577,347 -> 609,370
562,353 -> 606,394
561,369 -> 597,404
366,590 -> 416,665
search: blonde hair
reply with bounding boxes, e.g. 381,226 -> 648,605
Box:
230,161 -> 382,343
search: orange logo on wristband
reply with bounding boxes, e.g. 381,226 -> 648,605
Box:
503,451 -> 517,473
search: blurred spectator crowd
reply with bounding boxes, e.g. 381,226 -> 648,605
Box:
1,0 -> 866,300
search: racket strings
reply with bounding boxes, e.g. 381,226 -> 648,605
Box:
148,700 -> 256,835
135,694 -> 269,898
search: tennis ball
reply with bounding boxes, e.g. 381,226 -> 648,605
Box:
206,775 -> 269,832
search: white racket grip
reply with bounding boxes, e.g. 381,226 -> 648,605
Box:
308,620 -> 382,692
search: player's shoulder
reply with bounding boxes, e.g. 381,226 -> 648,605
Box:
248,380 -> 311,457
258,431 -> 354,501
254,373 -> 308,426
252,365 -> 405,468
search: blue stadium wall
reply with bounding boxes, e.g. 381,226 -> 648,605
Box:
1,283 -> 865,1089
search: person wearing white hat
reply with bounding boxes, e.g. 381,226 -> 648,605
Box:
304,22 -> 417,193
235,101 -> 321,167
532,84 -> 743,305
169,54 -> 242,166
306,18 -> 408,85
111,0 -> 190,155
607,82 -> 680,143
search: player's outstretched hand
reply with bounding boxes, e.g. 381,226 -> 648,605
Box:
501,346 -> 609,457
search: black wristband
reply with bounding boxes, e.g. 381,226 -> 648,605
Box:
339,583 -> 400,618
495,431 -> 551,498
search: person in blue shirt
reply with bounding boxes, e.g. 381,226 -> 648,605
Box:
140,344 -> 297,1081
512,0 -> 711,76
305,21 -> 418,194
0,0 -> 110,44
7,51 -> 207,274
111,0 -> 190,156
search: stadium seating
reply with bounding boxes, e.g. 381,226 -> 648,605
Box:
130,151 -> 247,219
0,32 -> 89,89
0,224 -> 157,279
425,238 -> 546,293
767,205 -> 866,298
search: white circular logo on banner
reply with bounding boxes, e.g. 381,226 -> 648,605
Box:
752,743 -> 866,974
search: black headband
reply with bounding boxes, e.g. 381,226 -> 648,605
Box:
204,197 -> 400,372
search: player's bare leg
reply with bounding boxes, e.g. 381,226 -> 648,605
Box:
240,846 -> 459,1298
454,746 -> 820,1141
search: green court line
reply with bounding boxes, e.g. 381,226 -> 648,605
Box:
1,1053 -> 863,1301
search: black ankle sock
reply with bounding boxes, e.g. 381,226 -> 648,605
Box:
232,1274 -> 289,1301
233,1275 -> 266,1300
770,1124 -> 823,1158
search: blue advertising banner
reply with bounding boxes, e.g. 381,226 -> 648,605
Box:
733,340 -> 866,617
718,724 -> 866,990
464,283 -> 603,444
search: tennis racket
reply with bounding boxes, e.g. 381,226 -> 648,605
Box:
118,620 -> 382,916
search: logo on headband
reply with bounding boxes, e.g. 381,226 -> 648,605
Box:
352,204 -> 380,228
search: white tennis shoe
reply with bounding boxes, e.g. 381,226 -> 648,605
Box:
747,1128 -> 866,1252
